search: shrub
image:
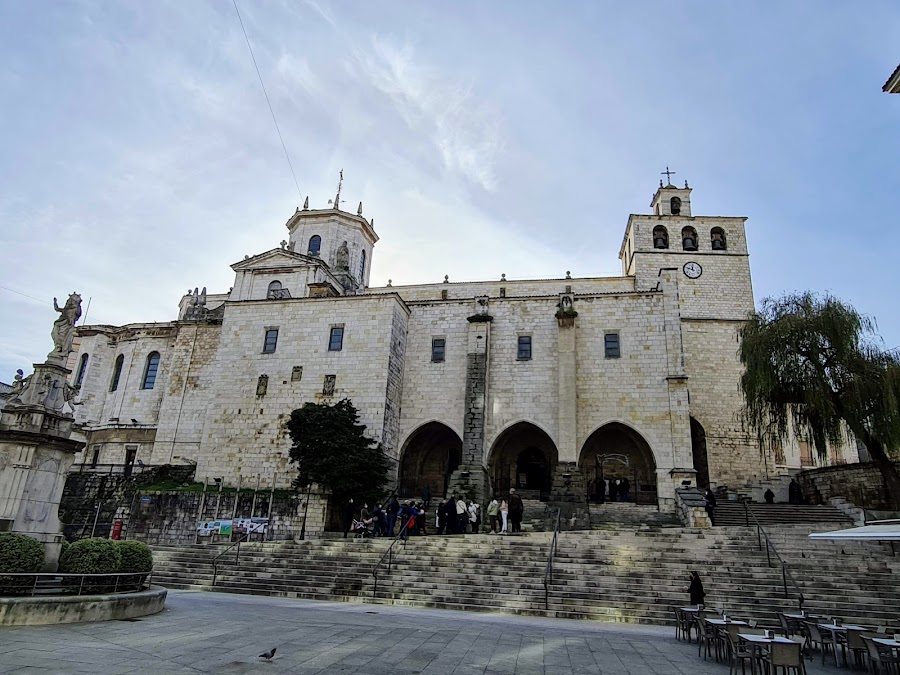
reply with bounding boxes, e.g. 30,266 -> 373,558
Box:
0,533 -> 43,596
116,541 -> 153,573
59,538 -> 121,593
0,533 -> 44,573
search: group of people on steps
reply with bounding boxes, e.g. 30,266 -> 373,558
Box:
341,488 -> 526,538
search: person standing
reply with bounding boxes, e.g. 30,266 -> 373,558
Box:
386,496 -> 400,537
442,496 -> 458,534
341,498 -> 355,539
788,479 -> 802,505
508,488 -> 524,534
499,498 -> 509,534
764,488 -> 775,504
468,501 -> 480,533
421,484 -> 432,510
455,495 -> 468,534
486,498 -> 499,533
608,479 -> 618,503
621,477 -> 631,502
687,571 -> 706,606
704,488 -> 717,526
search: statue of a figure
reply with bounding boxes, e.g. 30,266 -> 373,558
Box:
334,241 -> 350,271
5,369 -> 30,402
63,381 -> 82,406
49,293 -> 82,359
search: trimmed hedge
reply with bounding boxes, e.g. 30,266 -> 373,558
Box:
0,533 -> 44,597
116,541 -> 153,573
58,537 -> 121,574
0,533 -> 43,573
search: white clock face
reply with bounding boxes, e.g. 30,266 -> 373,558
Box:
683,262 -> 702,279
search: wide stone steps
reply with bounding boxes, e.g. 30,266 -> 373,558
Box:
150,525 -> 898,628
712,502 -> 853,526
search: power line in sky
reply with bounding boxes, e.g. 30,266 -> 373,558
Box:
232,0 -> 303,201
0,284 -> 48,305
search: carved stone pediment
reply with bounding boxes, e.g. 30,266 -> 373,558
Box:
230,248 -> 321,273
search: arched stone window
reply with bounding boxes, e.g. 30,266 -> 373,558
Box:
710,227 -> 727,251
359,249 -> 366,281
141,352 -> 160,390
681,226 -> 698,251
652,225 -> 669,249
670,196 -> 682,215
75,353 -> 89,387
267,280 -> 282,299
307,235 -> 321,257
110,354 -> 124,392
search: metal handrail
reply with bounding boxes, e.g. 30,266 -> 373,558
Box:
543,508 -> 562,611
211,527 -> 264,587
372,520 -> 411,598
742,501 -> 805,610
0,571 -> 153,597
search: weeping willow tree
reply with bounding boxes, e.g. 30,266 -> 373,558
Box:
739,292 -> 900,509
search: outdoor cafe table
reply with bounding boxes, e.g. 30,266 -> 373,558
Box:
817,623 -> 867,667
739,635 -> 800,675
873,638 -> 900,653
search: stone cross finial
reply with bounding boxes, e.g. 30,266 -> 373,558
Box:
661,166 -> 676,185
443,275 -> 449,284
280,240 -> 288,249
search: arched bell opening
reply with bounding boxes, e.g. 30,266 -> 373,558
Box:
488,422 -> 558,501
397,422 -> 462,499
579,422 -> 658,505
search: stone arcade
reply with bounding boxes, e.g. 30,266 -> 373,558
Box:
63,178 -> 856,515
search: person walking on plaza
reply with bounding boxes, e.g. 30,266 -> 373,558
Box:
486,498 -> 500,533
704,488 -> 717,526
341,498 -> 355,539
421,484 -> 431,510
686,571 -> 706,606
386,496 -> 400,537
508,488 -> 524,534
499,498 -> 509,534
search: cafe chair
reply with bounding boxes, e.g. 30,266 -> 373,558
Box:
862,636 -> 900,675
766,642 -> 808,675
804,623 -> 838,667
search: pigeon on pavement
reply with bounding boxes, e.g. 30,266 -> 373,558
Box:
259,647 -> 276,660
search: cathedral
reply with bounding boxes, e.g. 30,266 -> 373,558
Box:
66,178 -> 856,511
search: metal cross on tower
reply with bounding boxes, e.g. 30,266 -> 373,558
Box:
661,166 -> 676,185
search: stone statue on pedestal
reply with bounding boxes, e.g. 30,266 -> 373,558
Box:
334,241 -> 350,271
48,293 -> 82,362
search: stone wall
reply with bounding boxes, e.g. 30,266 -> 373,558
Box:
798,461 -> 900,511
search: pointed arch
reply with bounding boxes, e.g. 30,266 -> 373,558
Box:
487,421 -> 559,499
398,421 -> 463,498
579,421 -> 658,504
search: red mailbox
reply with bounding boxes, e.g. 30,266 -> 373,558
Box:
111,520 -> 123,540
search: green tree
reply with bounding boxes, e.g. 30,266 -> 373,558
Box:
739,292 -> 900,508
287,398 -> 391,505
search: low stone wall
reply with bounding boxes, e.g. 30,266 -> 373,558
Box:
798,461 -> 900,510
0,586 -> 167,626
674,488 -> 710,528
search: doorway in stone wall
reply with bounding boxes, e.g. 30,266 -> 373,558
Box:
397,422 -> 462,499
488,422 -> 558,501
690,417 -> 710,488
580,423 -> 658,505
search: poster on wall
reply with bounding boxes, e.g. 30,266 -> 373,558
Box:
233,517 -> 268,535
196,520 -> 233,536
197,518 -> 268,537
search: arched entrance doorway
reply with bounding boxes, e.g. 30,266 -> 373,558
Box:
690,417 -> 710,488
488,422 -> 558,500
398,422 -> 462,498
580,423 -> 658,505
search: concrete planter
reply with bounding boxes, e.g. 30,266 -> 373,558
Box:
0,585 -> 166,626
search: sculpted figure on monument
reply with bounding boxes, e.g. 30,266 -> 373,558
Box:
335,241 -> 350,271
49,293 -> 82,359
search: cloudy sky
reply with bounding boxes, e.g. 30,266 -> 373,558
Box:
1,1 -> 898,379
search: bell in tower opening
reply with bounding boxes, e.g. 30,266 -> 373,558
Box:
653,225 -> 669,249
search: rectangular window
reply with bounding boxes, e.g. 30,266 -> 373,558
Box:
329,326 -> 344,352
262,329 -> 279,354
323,374 -> 336,396
604,333 -> 621,359
291,366 -> 303,382
517,335 -> 532,361
431,338 -> 446,363
799,441 -> 814,467
90,444 -> 101,468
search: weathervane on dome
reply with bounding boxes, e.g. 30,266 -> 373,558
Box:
328,169 -> 345,210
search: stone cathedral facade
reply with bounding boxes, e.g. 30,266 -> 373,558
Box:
66,180 -> 855,512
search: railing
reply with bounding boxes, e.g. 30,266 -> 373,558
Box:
74,462 -> 162,475
211,527 -> 263,587
0,572 -> 153,597
372,520 -> 411,598
543,508 -> 562,611
742,501 -> 805,610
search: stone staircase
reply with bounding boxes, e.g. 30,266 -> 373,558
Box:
712,500 -> 853,526
589,503 -> 680,527
150,523 -> 899,628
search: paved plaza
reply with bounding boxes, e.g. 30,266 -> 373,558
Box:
0,591 -> 847,674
